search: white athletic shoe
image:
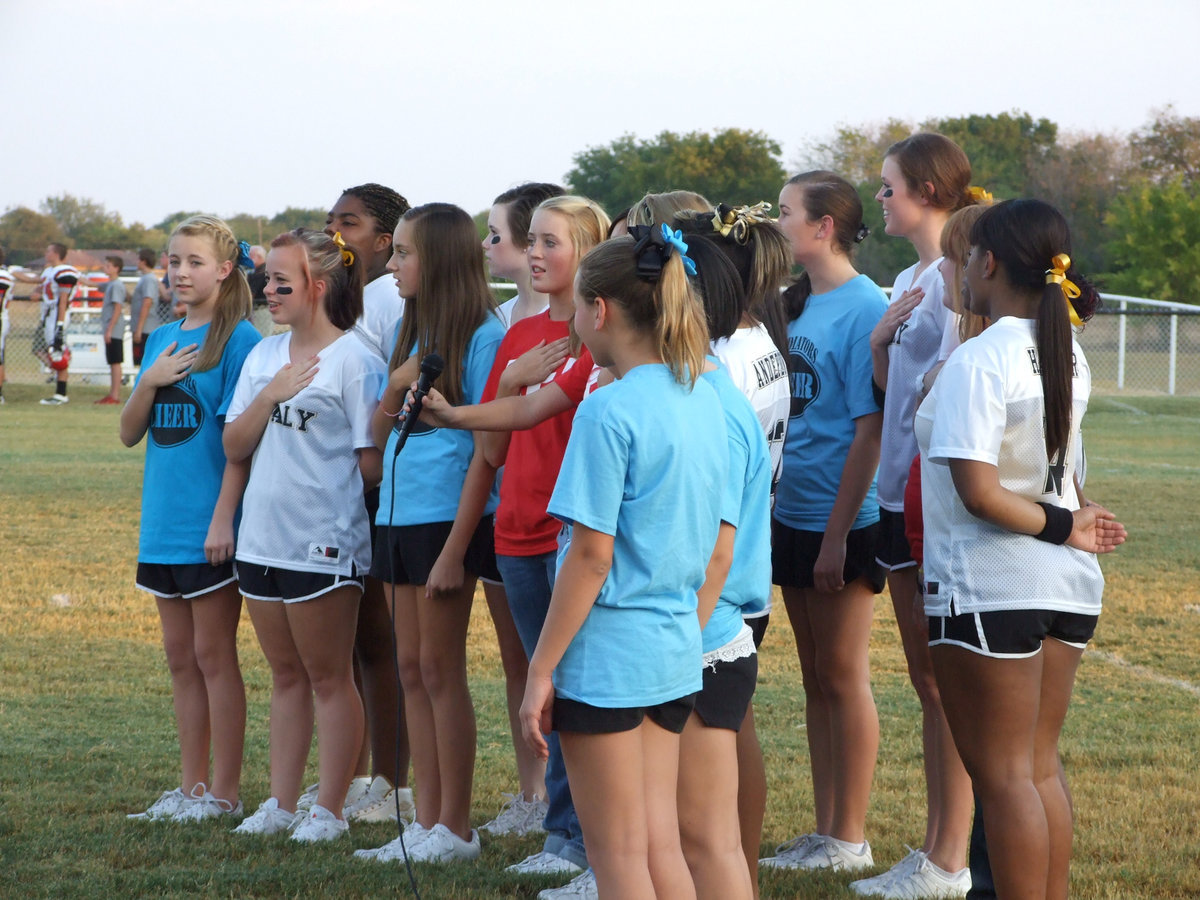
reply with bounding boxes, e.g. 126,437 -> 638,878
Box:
233,798 -> 301,836
172,789 -> 243,822
296,781 -> 320,812
480,792 -> 548,836
353,822 -> 432,862
538,868 -> 598,900
40,394 -> 69,405
290,804 -> 349,843
851,848 -> 971,898
793,835 -> 874,871
506,850 -> 584,877
347,776 -> 416,825
759,832 -> 825,868
404,823 -> 480,863
127,788 -> 193,820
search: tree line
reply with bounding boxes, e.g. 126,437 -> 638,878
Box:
3,107 -> 1197,301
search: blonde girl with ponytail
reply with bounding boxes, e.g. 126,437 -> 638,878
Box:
520,227 -> 728,900
120,214 -> 261,823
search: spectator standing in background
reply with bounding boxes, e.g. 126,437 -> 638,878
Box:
246,245 -> 268,302
130,249 -> 160,366
97,255 -> 127,405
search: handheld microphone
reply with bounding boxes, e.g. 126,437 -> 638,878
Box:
392,352 -> 444,457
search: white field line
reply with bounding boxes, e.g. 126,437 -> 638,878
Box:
1089,456 -> 1200,473
1087,648 -> 1200,699
1096,397 -> 1200,423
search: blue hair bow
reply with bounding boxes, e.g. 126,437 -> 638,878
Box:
660,224 -> 697,276
236,240 -> 254,269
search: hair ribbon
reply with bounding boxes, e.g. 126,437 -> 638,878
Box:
331,231 -> 356,268
1046,253 -> 1084,327
968,186 -> 994,205
236,240 -> 254,269
712,201 -> 774,244
660,225 -> 697,276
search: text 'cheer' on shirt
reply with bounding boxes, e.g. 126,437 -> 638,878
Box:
228,332 -> 385,576
547,363 -> 728,708
136,319 -> 262,563
916,316 -> 1103,616
774,274 -> 887,532
377,314 -> 505,527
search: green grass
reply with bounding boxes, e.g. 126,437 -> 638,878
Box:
1,385 -> 1198,898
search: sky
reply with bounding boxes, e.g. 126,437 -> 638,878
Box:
3,0 -> 1199,228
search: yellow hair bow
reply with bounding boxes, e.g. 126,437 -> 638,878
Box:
1046,253 -> 1083,327
331,231 -> 355,268
712,201 -> 774,244
968,185 -> 994,205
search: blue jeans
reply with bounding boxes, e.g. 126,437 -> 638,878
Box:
496,551 -> 587,869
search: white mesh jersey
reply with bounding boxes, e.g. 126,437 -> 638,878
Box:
710,325 -> 789,492
879,260 -> 959,512
229,332 -> 385,576
40,263 -> 81,325
353,274 -> 406,362
916,317 -> 1103,616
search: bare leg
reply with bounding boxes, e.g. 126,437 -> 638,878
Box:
1036,640 -> 1085,900
782,586 -> 834,834
679,712 -> 754,900
189,582 -> 245,804
156,597 -> 211,795
244,598 -> 314,811
288,586 -> 364,817
356,575 -> 406,785
736,701 -> 766,899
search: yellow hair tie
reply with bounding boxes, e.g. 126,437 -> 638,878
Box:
331,231 -> 355,268
711,201 -> 774,244
1046,253 -> 1084,327
968,185 -> 994,205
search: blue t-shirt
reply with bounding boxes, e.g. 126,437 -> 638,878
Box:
547,364 -> 728,707
774,275 -> 887,532
377,315 -> 505,526
700,363 -> 773,653
136,318 -> 262,563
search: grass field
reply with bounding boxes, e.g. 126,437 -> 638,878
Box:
1,385 -> 1197,899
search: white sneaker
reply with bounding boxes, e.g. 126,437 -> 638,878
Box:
405,823 -> 481,863
233,798 -> 301,836
759,831 -> 824,868
40,394 -> 69,405
506,850 -> 584,876
538,868 -> 598,900
794,835 -> 874,872
353,822 -> 432,861
347,776 -> 416,824
290,804 -> 349,843
127,788 -> 193,820
481,792 -> 548,836
172,789 -> 243,822
296,781 -> 320,812
851,848 -> 970,898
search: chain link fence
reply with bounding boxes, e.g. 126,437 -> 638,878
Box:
3,287 -> 1197,395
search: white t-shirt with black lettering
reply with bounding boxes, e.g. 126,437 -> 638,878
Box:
229,331 -> 385,576
916,317 -> 1103,616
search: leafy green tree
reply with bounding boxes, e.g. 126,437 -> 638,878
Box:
269,207 -> 328,232
1130,106 -> 1200,189
566,129 -> 787,215
795,119 -> 914,184
930,111 -> 1058,199
39,193 -> 129,247
0,206 -> 66,262
1104,177 -> 1200,303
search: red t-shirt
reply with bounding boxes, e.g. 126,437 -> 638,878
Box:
903,453 -> 924,567
482,312 -> 594,556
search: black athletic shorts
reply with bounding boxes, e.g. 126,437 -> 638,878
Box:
929,607 -> 1099,658
553,693 -> 697,736
771,520 -> 885,593
371,514 -> 500,585
875,508 -> 916,570
693,652 -> 757,731
236,562 -> 364,603
136,561 -> 236,599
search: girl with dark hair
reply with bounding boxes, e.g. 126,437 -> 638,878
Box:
761,172 -> 887,874
520,229 -> 728,900
357,202 -> 505,865
121,215 -> 261,823
487,182 -> 566,327
916,199 -> 1121,900
223,229 -> 384,842
316,182 -> 414,829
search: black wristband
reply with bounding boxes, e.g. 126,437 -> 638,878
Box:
871,378 -> 886,410
1035,502 -> 1073,544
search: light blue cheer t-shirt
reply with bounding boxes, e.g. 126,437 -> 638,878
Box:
547,363 -> 728,708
